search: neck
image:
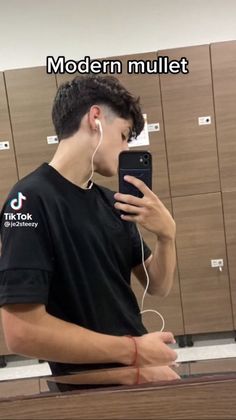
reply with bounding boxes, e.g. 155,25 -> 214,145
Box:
49,134 -> 95,189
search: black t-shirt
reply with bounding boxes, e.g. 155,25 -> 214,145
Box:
0,163 -> 151,375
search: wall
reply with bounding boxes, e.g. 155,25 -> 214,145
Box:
0,0 -> 236,71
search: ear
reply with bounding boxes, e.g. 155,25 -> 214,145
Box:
88,105 -> 102,131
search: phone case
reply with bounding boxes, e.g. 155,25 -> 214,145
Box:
118,151 -> 152,198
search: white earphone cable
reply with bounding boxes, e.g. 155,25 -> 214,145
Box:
85,121 -> 103,190
136,225 -> 165,332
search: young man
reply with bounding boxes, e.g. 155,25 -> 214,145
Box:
0,75 -> 179,387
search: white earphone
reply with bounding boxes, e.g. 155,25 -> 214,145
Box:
95,119 -> 102,131
85,119 -> 103,189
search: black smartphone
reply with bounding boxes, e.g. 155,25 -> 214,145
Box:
118,150 -> 152,198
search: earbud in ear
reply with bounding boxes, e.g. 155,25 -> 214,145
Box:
95,119 -> 102,131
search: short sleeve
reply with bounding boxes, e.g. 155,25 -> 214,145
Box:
128,222 -> 152,268
0,187 -> 54,307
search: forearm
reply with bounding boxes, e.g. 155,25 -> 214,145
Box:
51,366 -> 138,386
2,307 -> 178,370
5,310 -> 133,366
147,237 -> 176,297
50,365 -> 180,386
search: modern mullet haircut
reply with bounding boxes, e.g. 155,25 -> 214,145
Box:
52,75 -> 144,141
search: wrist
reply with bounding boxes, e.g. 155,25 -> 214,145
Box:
156,221 -> 176,242
118,336 -> 137,366
126,336 -> 138,365
157,235 -> 175,244
114,367 -> 140,386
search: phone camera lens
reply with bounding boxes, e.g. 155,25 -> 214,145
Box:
143,154 -> 149,160
143,161 -> 148,166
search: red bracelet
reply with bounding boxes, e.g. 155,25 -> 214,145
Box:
126,336 -> 140,385
126,335 -> 138,366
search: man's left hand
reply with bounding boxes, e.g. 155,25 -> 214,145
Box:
114,175 -> 176,241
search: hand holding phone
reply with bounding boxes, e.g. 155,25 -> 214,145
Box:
116,151 -> 175,241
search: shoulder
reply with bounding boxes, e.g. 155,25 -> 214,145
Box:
94,183 -> 117,207
2,164 -> 51,212
94,183 -> 136,232
12,164 -> 49,191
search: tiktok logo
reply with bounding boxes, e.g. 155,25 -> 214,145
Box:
10,192 -> 27,210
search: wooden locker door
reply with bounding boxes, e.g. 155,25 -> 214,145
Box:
0,377 -> 40,398
173,193 -> 233,334
159,45 -> 220,197
211,41 -> 236,191
0,72 -> 18,210
132,198 -> 184,336
222,191 -> 236,329
56,72 -> 78,86
4,67 -> 58,179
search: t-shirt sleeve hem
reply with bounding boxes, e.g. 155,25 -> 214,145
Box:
0,269 -> 51,308
0,295 -> 48,307
132,246 -> 152,268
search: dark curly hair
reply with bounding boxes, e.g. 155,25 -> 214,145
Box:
52,75 -> 144,141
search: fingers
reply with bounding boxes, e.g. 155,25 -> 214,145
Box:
159,333 -> 178,364
114,191 -> 145,219
167,347 -> 178,363
157,331 -> 176,345
139,366 -> 181,383
120,214 -> 139,222
114,192 -> 143,207
114,201 -> 142,214
136,331 -> 178,367
170,361 -> 180,368
159,367 -> 180,381
157,343 -> 177,364
122,175 -> 153,196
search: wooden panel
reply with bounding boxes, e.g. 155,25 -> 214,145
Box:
4,67 -> 57,179
173,193 -> 233,334
222,191 -> 236,328
0,379 -> 39,398
211,41 -> 236,192
1,376 -> 236,419
0,72 -> 18,209
159,45 -> 220,196
190,358 -> 236,375
132,198 -> 184,336
56,72 -> 77,86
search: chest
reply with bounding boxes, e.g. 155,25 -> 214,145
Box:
46,192 -> 131,261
